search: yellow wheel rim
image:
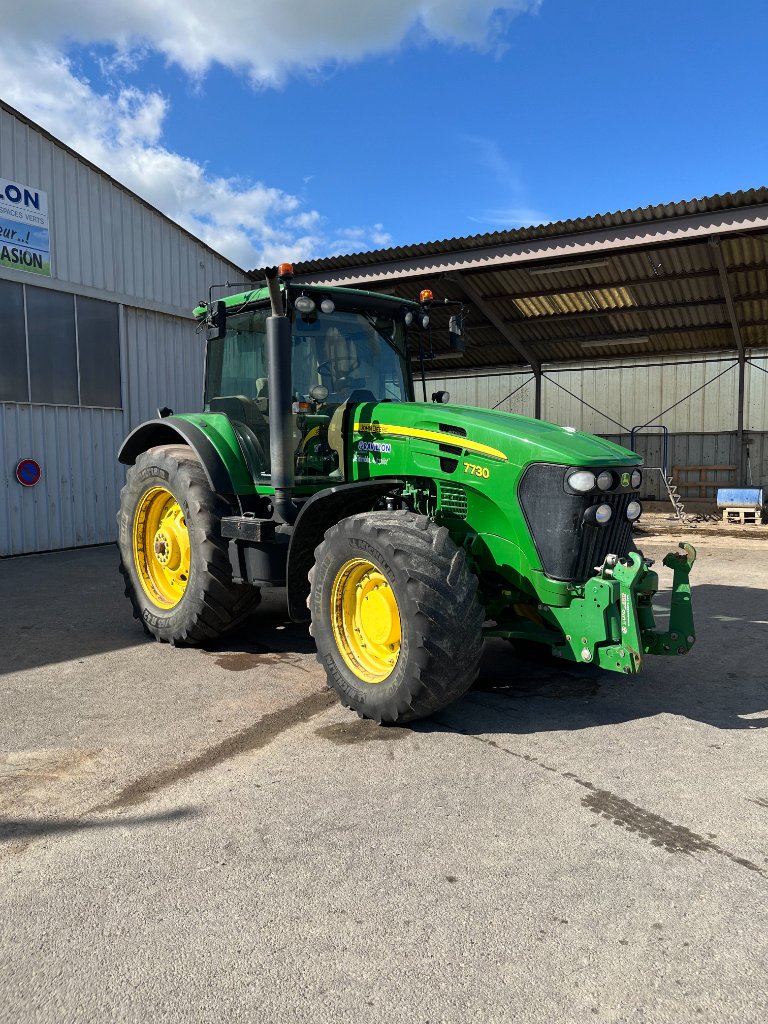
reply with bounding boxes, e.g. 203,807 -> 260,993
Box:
330,558 -> 401,683
132,487 -> 191,609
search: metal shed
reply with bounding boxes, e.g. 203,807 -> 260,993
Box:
0,100 -> 245,556
289,191 -> 768,504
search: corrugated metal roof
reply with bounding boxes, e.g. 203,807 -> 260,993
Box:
283,189 -> 768,371
288,189 -> 768,275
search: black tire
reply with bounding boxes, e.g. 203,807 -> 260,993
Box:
117,444 -> 261,644
308,511 -> 484,724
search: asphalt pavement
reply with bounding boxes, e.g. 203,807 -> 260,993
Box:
1,534 -> 767,1023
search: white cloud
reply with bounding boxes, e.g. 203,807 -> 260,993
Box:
10,1 -> 541,81
0,43 -> 391,267
0,2 -> 541,265
469,207 -> 548,228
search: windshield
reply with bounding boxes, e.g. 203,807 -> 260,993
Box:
204,305 -> 409,485
291,308 -> 408,403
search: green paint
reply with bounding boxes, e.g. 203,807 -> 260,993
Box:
125,282 -> 696,676
173,413 -> 260,494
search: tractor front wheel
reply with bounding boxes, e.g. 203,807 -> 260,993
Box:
118,444 -> 261,644
309,511 -> 484,724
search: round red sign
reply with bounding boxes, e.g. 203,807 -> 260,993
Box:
15,459 -> 42,487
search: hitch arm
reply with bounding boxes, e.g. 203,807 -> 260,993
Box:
642,542 -> 696,656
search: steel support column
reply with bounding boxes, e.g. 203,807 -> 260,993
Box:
534,368 -> 542,419
710,237 -> 747,484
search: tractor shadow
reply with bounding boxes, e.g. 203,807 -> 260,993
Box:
424,582 -> 768,736
202,592 -> 316,667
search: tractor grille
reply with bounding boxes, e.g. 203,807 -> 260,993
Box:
519,464 -> 635,583
572,492 -> 634,580
438,482 -> 468,519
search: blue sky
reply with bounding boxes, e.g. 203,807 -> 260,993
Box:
1,1 -> 766,268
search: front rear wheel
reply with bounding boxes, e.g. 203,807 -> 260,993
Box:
309,511 -> 484,723
118,444 -> 261,644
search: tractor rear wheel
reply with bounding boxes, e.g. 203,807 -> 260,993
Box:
308,511 -> 484,724
117,444 -> 261,644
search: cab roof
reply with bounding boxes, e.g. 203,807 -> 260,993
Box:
194,282 -> 419,319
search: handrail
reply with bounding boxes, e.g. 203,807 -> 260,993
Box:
630,424 -> 669,477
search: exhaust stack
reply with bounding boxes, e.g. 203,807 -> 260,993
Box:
264,266 -> 297,525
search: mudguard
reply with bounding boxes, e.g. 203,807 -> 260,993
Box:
286,478 -> 405,622
118,416 -> 240,499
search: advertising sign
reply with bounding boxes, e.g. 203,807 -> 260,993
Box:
0,177 -> 51,277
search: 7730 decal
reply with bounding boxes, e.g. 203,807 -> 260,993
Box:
463,462 -> 490,479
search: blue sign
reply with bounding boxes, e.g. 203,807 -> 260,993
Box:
15,459 -> 42,487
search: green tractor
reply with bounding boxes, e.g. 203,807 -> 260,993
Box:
117,264 -> 696,723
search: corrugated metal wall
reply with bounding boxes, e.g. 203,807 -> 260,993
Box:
602,433 -> 768,501
429,350 -> 768,434
0,105 -> 241,556
0,311 -> 206,556
0,405 -> 124,554
428,350 -> 768,495
123,309 -> 206,431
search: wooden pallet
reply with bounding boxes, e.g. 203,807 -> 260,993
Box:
722,507 -> 764,526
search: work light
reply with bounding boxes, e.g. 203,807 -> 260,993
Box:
567,470 -> 596,492
596,470 -> 614,491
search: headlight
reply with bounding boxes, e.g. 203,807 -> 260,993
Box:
294,295 -> 316,313
596,470 -> 614,491
626,500 -> 642,521
631,469 -> 642,489
567,470 -> 596,492
583,503 -> 613,525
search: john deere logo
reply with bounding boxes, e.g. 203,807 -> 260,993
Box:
621,472 -> 630,487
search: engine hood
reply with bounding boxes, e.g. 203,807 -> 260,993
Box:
356,402 -> 640,469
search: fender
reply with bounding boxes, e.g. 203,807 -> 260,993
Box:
118,416 -> 239,498
286,478 -> 405,622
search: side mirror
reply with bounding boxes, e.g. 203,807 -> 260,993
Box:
431,390 -> 450,404
206,300 -> 226,341
446,313 -> 465,358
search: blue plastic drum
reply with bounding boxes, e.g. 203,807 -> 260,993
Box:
716,488 -> 764,509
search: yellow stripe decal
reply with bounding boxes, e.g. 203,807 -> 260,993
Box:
300,425 -> 322,450
354,422 -> 508,462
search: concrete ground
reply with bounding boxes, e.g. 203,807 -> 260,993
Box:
1,531 -> 767,1023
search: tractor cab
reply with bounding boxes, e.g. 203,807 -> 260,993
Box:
202,282 -> 414,489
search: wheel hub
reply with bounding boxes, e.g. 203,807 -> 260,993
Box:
133,488 -> 190,609
360,585 -> 399,646
153,530 -> 170,564
331,558 -> 401,684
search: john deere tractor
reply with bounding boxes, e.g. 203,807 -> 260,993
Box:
117,264 -> 695,723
